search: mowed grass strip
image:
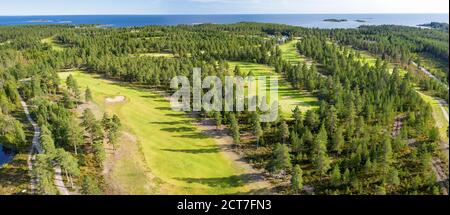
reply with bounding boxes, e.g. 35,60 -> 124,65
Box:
228,61 -> 319,117
132,53 -> 175,58
59,71 -> 251,194
417,91 -> 449,145
279,39 -> 314,66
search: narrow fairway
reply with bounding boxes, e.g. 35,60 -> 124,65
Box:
228,61 -> 319,117
279,39 -> 313,66
59,71 -> 268,194
418,92 -> 449,154
41,37 -> 65,51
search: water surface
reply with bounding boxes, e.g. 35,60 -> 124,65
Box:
0,14 -> 448,28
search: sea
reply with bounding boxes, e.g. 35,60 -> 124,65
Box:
0,14 -> 448,28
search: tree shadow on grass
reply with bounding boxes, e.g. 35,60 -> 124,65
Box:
141,94 -> 160,99
165,113 -> 186,117
160,127 -> 196,132
149,120 -> 192,125
161,147 -> 220,154
155,107 -> 172,111
174,173 -> 264,188
175,133 -> 210,139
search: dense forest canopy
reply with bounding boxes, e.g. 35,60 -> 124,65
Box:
0,22 -> 448,195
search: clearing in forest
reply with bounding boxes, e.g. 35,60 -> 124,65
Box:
41,37 -> 65,52
279,39 -> 314,66
58,71 -> 269,194
228,61 -> 319,117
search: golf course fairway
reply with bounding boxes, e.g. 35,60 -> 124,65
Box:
59,71 -> 269,194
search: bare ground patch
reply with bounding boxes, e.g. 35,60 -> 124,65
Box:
105,96 -> 126,104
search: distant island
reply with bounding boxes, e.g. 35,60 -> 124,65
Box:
355,19 -> 367,23
28,19 -> 53,23
323,19 -> 348,23
418,22 -> 449,32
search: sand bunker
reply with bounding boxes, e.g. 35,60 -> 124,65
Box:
105,96 -> 126,103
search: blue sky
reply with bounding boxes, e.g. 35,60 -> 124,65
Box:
0,0 -> 448,15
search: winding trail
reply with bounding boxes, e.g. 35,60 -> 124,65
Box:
411,61 -> 449,90
19,94 -> 71,195
438,100 -> 449,122
407,63 -> 449,194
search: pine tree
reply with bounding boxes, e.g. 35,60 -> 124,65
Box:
291,131 -> 302,153
67,118 -> 83,155
56,148 -> 80,188
230,114 -> 240,145
82,109 -> 96,131
326,105 -> 338,135
269,143 -> 292,173
382,134 -> 393,171
386,167 -> 400,187
253,116 -> 263,148
214,111 -> 222,130
280,120 -> 289,144
85,87 -> 93,103
305,110 -> 319,131
291,165 -> 303,194
40,125 -> 56,158
330,164 -> 342,187
312,124 -> 331,179
33,154 -> 57,195
332,126 -> 345,154
93,140 -> 106,167
343,168 -> 350,183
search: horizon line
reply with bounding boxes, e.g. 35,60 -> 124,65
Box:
0,12 -> 449,17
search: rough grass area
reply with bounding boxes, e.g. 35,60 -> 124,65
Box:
0,153 -> 30,195
418,91 -> 449,147
58,71 -> 260,194
41,37 -> 65,51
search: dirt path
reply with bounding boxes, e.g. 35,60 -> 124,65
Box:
409,67 -> 449,195
391,115 -> 405,137
438,99 -> 449,122
432,158 -> 448,195
19,94 -> 72,195
54,165 -> 70,195
411,61 -> 449,90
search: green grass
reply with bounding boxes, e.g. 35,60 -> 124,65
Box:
279,39 -> 313,66
416,54 -> 449,84
342,45 -> 408,76
417,91 -> 449,146
0,153 -> 30,195
132,53 -> 175,58
41,37 -> 65,51
59,71 -> 258,194
228,61 -> 319,117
